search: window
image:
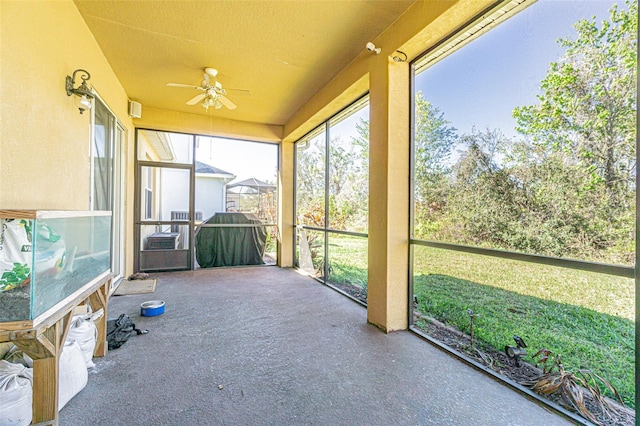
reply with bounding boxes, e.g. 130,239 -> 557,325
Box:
91,97 -> 126,283
144,188 -> 152,219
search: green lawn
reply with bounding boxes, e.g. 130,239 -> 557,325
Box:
413,245 -> 635,408
327,233 -> 368,289
310,234 -> 636,408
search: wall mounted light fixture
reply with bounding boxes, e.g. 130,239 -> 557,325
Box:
66,69 -> 94,114
391,50 -> 408,63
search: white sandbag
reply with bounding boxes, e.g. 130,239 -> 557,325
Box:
66,309 -> 103,368
0,360 -> 33,426
58,340 -> 88,411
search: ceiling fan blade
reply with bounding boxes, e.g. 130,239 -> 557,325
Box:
218,95 -> 237,110
167,83 -> 203,90
224,88 -> 252,96
186,93 -> 206,105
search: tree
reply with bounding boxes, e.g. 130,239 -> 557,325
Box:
296,127 -> 369,231
513,0 -> 637,209
410,92 -> 460,239
328,135 -> 368,231
447,128 -> 520,247
413,91 -> 459,203
295,136 -> 325,225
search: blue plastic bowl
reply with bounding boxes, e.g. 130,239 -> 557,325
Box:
140,300 -> 165,317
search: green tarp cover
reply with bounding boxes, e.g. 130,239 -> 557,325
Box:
195,213 -> 266,267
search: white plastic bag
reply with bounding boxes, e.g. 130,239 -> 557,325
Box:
58,340 -> 88,411
66,309 -> 103,368
0,360 -> 33,426
0,219 -> 33,293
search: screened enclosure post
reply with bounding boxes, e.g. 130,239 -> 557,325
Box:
367,56 -> 410,332
279,141 -> 295,267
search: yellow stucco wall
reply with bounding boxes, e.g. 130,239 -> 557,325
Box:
0,0 -> 138,276
0,0 -> 133,209
135,107 -> 283,143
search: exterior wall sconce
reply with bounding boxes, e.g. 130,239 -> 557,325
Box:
66,69 -> 94,114
391,51 -> 408,63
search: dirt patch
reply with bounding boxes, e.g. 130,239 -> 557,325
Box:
328,281 -> 367,305
412,314 -> 635,426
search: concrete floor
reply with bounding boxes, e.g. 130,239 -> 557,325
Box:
59,267 -> 572,426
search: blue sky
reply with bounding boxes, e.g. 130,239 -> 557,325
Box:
415,0 -> 620,139
197,137 -> 278,184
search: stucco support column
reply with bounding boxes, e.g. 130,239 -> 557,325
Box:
367,56 -> 410,332
278,141 -> 295,267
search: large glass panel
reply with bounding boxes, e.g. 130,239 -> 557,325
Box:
263,225 -> 277,265
93,101 -> 113,210
296,128 -> 326,228
326,233 -> 368,303
412,244 -> 635,408
328,103 -> 369,232
296,228 -> 324,279
137,130 -> 194,165
410,0 -> 637,419
139,166 -> 190,222
294,97 -> 370,300
193,136 -> 278,267
195,136 -> 278,223
137,165 -> 192,271
92,99 -> 125,284
413,0 -> 636,266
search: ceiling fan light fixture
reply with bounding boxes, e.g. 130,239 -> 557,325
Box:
167,66 -> 238,111
204,67 -> 218,77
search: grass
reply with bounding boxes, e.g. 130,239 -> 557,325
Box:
302,233 -> 636,409
327,233 -> 368,289
413,246 -> 635,408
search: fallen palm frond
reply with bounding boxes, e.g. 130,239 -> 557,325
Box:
523,349 -> 625,425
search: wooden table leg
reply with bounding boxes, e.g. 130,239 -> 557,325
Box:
88,278 -> 110,357
30,322 -> 61,425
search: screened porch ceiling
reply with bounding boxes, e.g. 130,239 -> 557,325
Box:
74,0 -> 416,126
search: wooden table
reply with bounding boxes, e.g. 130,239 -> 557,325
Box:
0,271 -> 112,426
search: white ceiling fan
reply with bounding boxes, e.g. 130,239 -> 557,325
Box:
167,67 -> 237,111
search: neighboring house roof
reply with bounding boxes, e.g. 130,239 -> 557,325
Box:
195,161 -> 235,178
227,178 -> 276,193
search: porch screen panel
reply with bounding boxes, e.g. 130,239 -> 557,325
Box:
410,0 -> 636,412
